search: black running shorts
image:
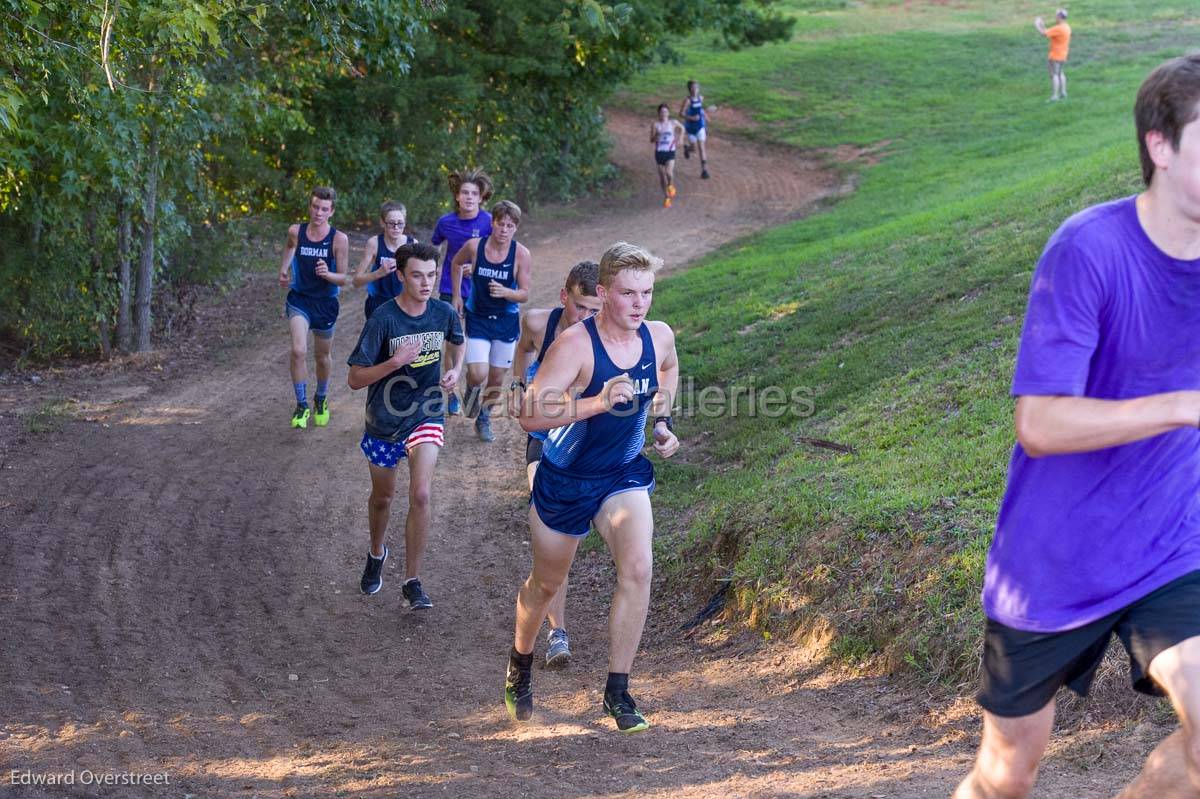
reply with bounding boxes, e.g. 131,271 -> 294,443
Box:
978,570 -> 1200,717
525,435 -> 543,466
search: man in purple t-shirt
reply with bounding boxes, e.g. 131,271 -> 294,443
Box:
432,168 -> 493,414
955,55 -> 1200,799
432,168 -> 494,303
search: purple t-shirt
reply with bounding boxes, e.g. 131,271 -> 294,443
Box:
984,195 -> 1200,632
432,209 -> 492,298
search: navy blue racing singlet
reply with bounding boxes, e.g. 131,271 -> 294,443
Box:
290,223 -> 339,298
526,306 -> 566,444
535,307 -> 564,366
365,234 -> 414,300
541,317 -> 658,474
466,237 -> 519,317
685,94 -> 706,135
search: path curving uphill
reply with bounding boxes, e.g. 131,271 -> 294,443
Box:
0,112 -> 1149,798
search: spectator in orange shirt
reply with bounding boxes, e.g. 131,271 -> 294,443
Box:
1035,9 -> 1071,101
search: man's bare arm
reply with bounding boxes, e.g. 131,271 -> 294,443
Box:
519,327 -> 609,433
278,225 -> 299,287
1015,392 -> 1200,458
351,237 -> 381,288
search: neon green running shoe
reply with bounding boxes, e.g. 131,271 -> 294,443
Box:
290,404 -> 310,429
604,690 -> 649,733
313,396 -> 330,426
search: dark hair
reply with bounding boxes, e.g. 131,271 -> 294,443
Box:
657,103 -> 669,113
687,80 -> 698,92
395,242 -> 440,272
565,261 -> 599,296
448,168 -> 494,210
380,200 -> 406,218
311,186 -> 336,203
1135,54 -> 1200,186
491,199 -> 522,225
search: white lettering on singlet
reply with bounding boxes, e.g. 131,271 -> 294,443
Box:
476,265 -> 510,279
630,378 -> 650,395
298,246 -> 328,257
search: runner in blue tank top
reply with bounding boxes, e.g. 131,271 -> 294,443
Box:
432,167 -> 494,416
678,79 -> 713,179
352,200 -> 417,319
508,260 -> 602,669
505,242 -> 680,734
450,201 -> 531,443
277,186 -> 350,429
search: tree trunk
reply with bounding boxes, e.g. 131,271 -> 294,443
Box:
134,129 -> 158,352
86,204 -> 112,360
116,196 -> 133,352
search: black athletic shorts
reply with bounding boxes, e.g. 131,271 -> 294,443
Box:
978,570 -> 1200,718
526,435 -> 544,466
655,150 -> 676,165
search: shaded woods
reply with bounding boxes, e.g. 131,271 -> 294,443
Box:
0,0 -> 790,361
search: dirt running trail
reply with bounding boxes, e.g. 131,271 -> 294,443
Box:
0,111 -> 1156,798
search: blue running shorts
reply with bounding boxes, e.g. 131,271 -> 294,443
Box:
286,291 -> 339,339
531,454 -> 655,537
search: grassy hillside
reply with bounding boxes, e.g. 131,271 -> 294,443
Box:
625,1 -> 1199,684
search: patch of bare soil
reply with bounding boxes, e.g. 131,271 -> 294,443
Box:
0,110 -> 1164,798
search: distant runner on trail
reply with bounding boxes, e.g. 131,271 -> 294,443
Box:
955,54 -> 1200,799
650,104 -> 686,208
1035,9 -> 1071,102
508,260 -> 603,669
505,242 -> 680,734
352,200 -> 417,319
433,168 -> 494,416
679,79 -> 712,179
347,242 -> 464,611
278,186 -> 350,429
450,200 -> 532,443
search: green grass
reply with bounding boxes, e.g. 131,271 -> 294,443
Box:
626,1 -> 1198,684
24,398 -> 73,434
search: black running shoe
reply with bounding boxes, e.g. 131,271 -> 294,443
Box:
402,578 -> 433,610
360,547 -> 388,595
604,690 -> 649,733
701,169 -> 710,179
463,384 -> 483,419
475,415 -> 495,443
505,659 -> 533,721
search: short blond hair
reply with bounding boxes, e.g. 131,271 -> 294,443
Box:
599,242 -> 662,286
491,199 -> 522,225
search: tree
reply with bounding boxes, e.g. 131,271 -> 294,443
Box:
0,0 -> 789,360
0,0 -> 435,356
